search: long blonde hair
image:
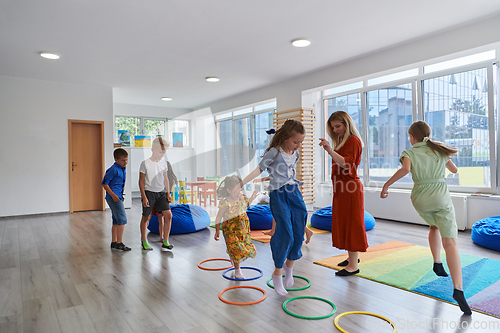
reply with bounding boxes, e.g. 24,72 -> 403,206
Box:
263,119 -> 305,155
326,111 -> 363,150
408,121 -> 457,157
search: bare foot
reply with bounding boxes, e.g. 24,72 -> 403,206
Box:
262,229 -> 274,236
305,228 -> 314,244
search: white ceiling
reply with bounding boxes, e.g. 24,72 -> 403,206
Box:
2,0 -> 500,110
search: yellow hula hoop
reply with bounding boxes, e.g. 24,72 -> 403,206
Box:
334,311 -> 397,333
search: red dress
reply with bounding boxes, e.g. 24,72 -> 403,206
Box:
331,135 -> 368,252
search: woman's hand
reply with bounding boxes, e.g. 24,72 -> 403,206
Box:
380,185 -> 389,199
319,138 -> 333,154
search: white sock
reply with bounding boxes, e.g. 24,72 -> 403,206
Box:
234,268 -> 245,279
272,274 -> 288,296
283,265 -> 294,288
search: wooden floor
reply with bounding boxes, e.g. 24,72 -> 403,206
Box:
1,199 -> 500,333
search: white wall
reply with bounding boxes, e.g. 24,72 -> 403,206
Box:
192,107 -> 217,178
113,103 -> 191,119
0,76 -> 113,217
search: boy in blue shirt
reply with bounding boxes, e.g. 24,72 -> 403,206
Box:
102,148 -> 131,251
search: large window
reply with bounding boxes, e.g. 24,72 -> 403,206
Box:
324,93 -> 363,181
114,116 -> 190,147
115,116 -> 141,143
234,117 -> 252,175
366,83 -> 413,183
253,112 -> 274,159
321,49 -> 497,192
423,67 -> 491,187
144,118 -> 166,138
215,101 -> 276,177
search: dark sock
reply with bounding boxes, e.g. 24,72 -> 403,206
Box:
433,262 -> 448,277
453,288 -> 472,315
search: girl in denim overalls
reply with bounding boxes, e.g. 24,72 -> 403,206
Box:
242,119 -> 307,295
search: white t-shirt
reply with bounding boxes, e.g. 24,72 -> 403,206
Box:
280,149 -> 298,185
139,158 -> 169,192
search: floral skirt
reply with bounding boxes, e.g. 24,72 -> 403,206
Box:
221,216 -> 256,263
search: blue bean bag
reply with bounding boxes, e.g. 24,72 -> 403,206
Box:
148,204 -> 210,234
310,206 -> 375,231
471,216 -> 500,251
247,204 -> 273,230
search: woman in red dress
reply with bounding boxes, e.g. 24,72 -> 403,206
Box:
319,111 -> 368,276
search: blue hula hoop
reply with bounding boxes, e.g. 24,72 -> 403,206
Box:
222,267 -> 264,281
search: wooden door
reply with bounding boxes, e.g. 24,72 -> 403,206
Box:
69,120 -> 105,212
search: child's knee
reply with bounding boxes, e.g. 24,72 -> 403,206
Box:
442,237 -> 457,249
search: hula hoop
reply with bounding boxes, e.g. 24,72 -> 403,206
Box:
222,267 -> 263,281
334,311 -> 397,333
218,286 -> 267,305
282,296 -> 336,320
266,275 -> 311,291
198,258 -> 233,271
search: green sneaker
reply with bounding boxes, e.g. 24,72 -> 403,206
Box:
142,240 -> 153,251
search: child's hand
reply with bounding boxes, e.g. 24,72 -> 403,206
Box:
166,193 -> 172,203
252,190 -> 259,197
112,194 -> 120,202
214,231 -> 220,241
142,197 -> 150,207
380,186 -> 389,199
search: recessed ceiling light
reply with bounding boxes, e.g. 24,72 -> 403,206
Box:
161,97 -> 172,101
291,39 -> 311,47
206,77 -> 220,82
39,52 -> 60,60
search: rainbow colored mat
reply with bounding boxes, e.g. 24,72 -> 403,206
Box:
314,241 -> 500,318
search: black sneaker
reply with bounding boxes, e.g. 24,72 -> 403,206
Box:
111,242 -> 117,249
115,243 -> 131,251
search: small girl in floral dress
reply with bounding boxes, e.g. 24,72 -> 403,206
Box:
214,175 -> 258,279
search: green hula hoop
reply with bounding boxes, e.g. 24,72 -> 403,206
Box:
283,296 -> 337,320
266,275 -> 311,291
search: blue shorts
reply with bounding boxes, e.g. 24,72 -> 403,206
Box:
106,197 -> 127,225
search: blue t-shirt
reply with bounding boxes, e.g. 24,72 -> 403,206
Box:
101,162 -> 126,200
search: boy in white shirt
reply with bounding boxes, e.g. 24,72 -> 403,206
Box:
139,137 -> 173,251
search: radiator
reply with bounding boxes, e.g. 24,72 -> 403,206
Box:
364,188 -> 467,230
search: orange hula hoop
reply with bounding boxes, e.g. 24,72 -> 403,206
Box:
218,286 -> 267,305
198,258 -> 233,271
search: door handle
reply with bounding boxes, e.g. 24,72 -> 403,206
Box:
72,162 -> 77,171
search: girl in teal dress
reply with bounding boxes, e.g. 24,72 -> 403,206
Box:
381,121 -> 471,315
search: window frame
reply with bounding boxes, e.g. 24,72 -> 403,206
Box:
214,103 -> 276,177
320,57 -> 498,194
417,60 -> 497,193
114,115 -> 191,148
